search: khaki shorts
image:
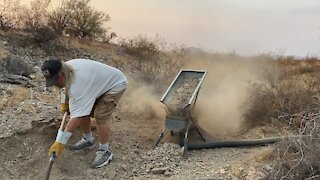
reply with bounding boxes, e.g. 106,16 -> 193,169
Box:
90,89 -> 125,125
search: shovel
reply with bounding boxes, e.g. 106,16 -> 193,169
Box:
45,112 -> 68,180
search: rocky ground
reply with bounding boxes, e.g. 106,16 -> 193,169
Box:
0,104 -> 275,180
0,32 -> 279,180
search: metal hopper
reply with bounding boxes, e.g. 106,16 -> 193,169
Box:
155,69 -> 207,158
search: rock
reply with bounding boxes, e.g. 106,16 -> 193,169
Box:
29,74 -> 36,79
120,164 -> 128,171
150,167 -> 168,174
246,167 -> 257,180
0,55 -> 34,77
164,170 -> 173,176
108,170 -> 117,179
219,168 -> 226,174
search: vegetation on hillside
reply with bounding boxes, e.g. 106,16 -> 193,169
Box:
0,0 -> 320,179
0,0 -> 114,42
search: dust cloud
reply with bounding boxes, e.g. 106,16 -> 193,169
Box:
186,56 -> 269,139
121,55 -> 276,139
121,75 -> 166,120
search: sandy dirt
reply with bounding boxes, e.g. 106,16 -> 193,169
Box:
167,76 -> 201,115
0,84 -> 276,180
0,42 -> 280,179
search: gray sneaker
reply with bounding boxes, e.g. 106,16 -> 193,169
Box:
69,137 -> 95,151
91,150 -> 113,168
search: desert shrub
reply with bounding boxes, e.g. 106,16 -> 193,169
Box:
20,0 -> 112,43
118,35 -> 164,61
245,63 -> 320,126
118,35 -> 164,83
32,26 -> 58,43
118,35 -> 186,86
0,0 -> 24,30
49,0 -> 111,39
23,0 -> 58,43
245,58 -> 320,179
265,111 -> 320,179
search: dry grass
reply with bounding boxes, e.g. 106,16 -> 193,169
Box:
255,147 -> 275,162
60,37 -> 116,56
115,35 -> 187,90
245,59 -> 320,127
244,58 -> 320,179
265,112 -> 320,179
0,48 -> 8,59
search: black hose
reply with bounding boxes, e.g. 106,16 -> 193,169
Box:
188,137 -> 282,150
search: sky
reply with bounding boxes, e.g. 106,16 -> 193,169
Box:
22,0 -> 320,57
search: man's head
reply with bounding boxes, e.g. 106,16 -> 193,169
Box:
41,59 -> 65,88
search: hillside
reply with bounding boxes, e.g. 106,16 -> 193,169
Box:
1,31 -> 320,179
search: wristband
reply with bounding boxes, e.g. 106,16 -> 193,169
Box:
56,130 -> 72,144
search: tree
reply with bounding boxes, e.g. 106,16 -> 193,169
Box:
25,0 -> 51,29
49,0 -> 111,39
48,0 -> 71,36
0,0 -> 23,30
24,0 -> 57,43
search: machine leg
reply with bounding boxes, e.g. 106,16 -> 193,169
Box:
155,129 -> 165,147
195,127 -> 206,142
183,121 -> 192,159
183,137 -> 188,159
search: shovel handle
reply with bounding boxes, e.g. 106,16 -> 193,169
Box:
59,112 -> 68,130
45,112 -> 68,180
45,152 -> 56,180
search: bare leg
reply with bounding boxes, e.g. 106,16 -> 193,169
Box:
79,116 -> 91,134
96,121 -> 111,144
65,116 -> 90,133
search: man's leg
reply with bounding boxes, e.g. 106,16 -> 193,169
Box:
91,89 -> 125,168
80,116 -> 94,142
91,120 -> 113,168
80,116 -> 91,134
69,116 -> 95,151
96,121 -> 111,145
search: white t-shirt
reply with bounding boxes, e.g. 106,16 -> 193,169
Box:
66,59 -> 127,118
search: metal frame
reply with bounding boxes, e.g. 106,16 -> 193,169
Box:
155,69 -> 207,159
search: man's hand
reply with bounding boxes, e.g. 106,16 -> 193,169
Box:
48,130 -> 72,158
60,103 -> 69,113
48,142 -> 65,157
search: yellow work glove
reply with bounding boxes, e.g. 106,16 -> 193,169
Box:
60,103 -> 69,113
48,142 -> 65,157
48,130 -> 72,158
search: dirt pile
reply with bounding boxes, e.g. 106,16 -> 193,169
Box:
135,143 -> 183,176
168,77 -> 201,115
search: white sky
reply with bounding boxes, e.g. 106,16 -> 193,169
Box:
22,0 -> 320,57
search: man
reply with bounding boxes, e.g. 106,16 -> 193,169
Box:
41,58 -> 127,168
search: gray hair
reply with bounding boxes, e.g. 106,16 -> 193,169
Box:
60,62 -> 75,91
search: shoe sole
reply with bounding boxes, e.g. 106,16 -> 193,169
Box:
94,154 -> 113,168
